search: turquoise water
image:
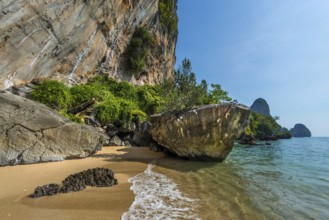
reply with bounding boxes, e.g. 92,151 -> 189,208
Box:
126,138 -> 329,219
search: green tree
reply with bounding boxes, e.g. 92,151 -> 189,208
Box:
160,58 -> 232,111
208,84 -> 232,103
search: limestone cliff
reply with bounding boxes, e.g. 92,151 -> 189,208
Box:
250,98 -> 271,117
0,0 -> 177,90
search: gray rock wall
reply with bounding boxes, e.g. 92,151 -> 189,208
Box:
0,0 -> 177,90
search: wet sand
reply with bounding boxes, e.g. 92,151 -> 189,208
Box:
0,146 -> 165,220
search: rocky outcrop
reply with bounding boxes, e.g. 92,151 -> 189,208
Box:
0,93 -> 106,166
290,124 -> 312,137
150,103 -> 250,162
0,0 -> 177,90
32,168 -> 117,198
250,98 -> 271,116
133,121 -> 153,146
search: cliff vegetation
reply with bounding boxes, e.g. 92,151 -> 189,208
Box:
30,59 -> 231,126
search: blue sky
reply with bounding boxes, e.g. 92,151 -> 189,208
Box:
176,0 -> 329,137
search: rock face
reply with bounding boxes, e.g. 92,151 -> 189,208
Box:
150,103 -> 251,162
250,98 -> 271,116
0,93 -> 106,166
0,0 -> 177,90
290,124 -> 312,137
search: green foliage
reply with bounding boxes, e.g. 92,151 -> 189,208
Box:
70,84 -> 102,106
137,85 -> 163,115
159,58 -> 232,111
159,0 -> 178,33
31,80 -> 71,109
248,112 -> 284,138
117,99 -> 140,126
95,97 -> 120,125
109,81 -> 137,101
30,66 -> 232,127
59,110 -> 84,124
126,27 -> 153,76
207,84 -> 232,104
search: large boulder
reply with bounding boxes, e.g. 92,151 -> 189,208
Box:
0,93 -> 106,166
290,124 -> 312,137
250,98 -> 271,116
150,103 -> 250,162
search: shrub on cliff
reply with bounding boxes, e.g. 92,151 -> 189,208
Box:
31,80 -> 71,109
159,0 -> 178,33
126,27 -> 153,77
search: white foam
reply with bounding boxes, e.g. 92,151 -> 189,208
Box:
121,163 -> 200,220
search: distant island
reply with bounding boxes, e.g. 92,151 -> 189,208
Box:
240,98 -> 312,144
290,124 -> 312,137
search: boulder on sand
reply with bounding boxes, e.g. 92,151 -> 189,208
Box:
0,93 -> 106,166
150,103 -> 250,162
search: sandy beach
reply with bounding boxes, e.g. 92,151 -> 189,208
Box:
0,146 -> 165,220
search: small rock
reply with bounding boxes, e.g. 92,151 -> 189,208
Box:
149,141 -> 164,152
108,135 -> 123,146
124,140 -> 131,147
32,168 -> 118,198
85,116 -> 101,127
118,122 -> 137,133
106,124 -> 119,137
32,184 -> 61,198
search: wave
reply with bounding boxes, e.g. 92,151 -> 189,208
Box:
122,162 -> 200,220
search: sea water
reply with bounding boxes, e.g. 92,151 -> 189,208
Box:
123,138 -> 329,220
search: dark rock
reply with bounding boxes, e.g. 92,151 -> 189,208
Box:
61,168 -> 117,193
108,135 -> 123,146
258,135 -> 278,141
149,141 -> 164,152
250,98 -> 271,116
0,93 -> 107,166
32,184 -> 61,198
290,124 -> 312,137
106,124 -> 119,137
124,140 -> 132,147
276,133 -> 292,139
85,116 -> 101,127
133,121 -> 153,147
32,168 -> 118,198
150,103 -> 250,162
239,134 -> 257,145
118,122 -> 137,133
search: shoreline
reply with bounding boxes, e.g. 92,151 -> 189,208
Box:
0,146 -> 165,220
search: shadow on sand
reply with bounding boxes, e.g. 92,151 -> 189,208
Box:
91,146 -> 219,173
